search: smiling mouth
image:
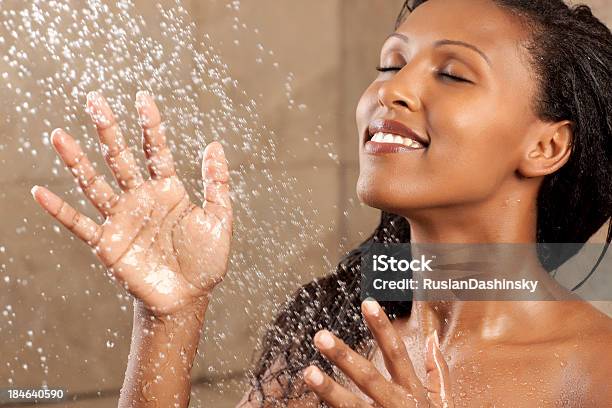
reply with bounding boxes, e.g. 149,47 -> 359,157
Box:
369,132 -> 426,149
365,119 -> 429,152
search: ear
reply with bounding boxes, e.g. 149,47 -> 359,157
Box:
518,120 -> 573,178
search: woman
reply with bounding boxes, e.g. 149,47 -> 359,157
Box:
30,0 -> 611,406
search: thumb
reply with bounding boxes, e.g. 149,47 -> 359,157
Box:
201,141 -> 231,210
424,330 -> 453,408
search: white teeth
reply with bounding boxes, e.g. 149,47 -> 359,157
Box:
370,132 -> 424,149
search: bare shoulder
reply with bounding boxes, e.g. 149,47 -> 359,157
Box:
576,324 -> 612,405
556,302 -> 612,404
571,301 -> 612,340
560,301 -> 612,357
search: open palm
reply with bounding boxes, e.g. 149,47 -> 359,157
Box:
31,91 -> 232,315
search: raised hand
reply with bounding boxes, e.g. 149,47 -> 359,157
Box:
31,91 -> 233,315
304,299 -> 453,408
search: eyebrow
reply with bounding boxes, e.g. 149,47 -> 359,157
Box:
387,32 -> 492,66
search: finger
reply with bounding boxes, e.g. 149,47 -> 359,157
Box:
303,366 -> 372,408
314,330 -> 411,407
424,331 -> 452,408
361,299 -> 426,398
201,141 -> 231,210
31,185 -> 102,246
50,128 -> 119,215
86,91 -> 144,190
136,91 -> 176,179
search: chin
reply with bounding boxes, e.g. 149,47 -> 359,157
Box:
356,170 -> 450,218
356,174 -> 408,215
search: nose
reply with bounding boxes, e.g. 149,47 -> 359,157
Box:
377,70 -> 421,112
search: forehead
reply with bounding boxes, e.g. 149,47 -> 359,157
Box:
395,0 -> 530,67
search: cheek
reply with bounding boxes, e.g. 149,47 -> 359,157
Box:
357,94 -> 524,212
427,94 -> 525,169
356,83 -> 379,134
427,99 -> 521,188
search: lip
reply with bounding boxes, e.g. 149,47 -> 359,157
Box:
367,119 -> 429,147
364,142 -> 417,154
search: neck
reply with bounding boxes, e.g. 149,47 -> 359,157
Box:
399,186 -> 571,345
407,299 -> 569,347
407,187 -> 537,244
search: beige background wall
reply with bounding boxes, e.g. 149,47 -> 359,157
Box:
0,1 -> 610,407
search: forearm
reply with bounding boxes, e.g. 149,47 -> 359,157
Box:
119,297 -> 209,407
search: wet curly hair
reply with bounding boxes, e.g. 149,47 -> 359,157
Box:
244,0 -> 612,405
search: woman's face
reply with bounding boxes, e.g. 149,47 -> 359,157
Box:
356,0 -> 541,217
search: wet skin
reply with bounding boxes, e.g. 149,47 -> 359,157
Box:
32,91 -> 234,407
32,0 -> 611,406
331,0 -> 611,406
286,0 -> 612,406
245,0 -> 612,407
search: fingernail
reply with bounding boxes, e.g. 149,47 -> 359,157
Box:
86,91 -> 100,104
135,90 -> 150,110
50,128 -> 64,145
86,91 -> 106,110
305,367 -> 324,386
135,91 -> 152,126
362,299 -> 380,316
315,330 -> 334,350
204,141 -> 222,159
30,185 -> 39,198
214,141 -> 225,155
86,91 -> 111,127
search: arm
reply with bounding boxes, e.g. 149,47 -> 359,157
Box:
34,89 -> 324,408
31,91 -> 232,407
119,298 -> 208,407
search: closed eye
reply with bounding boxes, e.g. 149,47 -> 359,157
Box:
437,71 -> 471,83
377,66 -> 472,84
375,66 -> 401,73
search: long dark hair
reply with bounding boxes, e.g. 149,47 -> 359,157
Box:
245,0 -> 612,405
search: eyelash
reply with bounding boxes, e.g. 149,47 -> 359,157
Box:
375,66 -> 470,83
